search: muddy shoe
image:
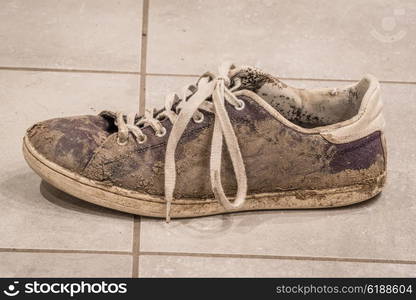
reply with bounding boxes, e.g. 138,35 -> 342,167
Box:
23,63 -> 387,221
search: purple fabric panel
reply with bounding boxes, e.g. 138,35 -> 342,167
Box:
329,131 -> 384,173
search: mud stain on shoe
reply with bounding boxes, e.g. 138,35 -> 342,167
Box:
27,116 -> 111,171
81,95 -> 385,200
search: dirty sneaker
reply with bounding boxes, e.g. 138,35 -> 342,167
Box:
23,63 -> 387,221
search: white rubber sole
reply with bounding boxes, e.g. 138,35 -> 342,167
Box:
23,135 -> 385,218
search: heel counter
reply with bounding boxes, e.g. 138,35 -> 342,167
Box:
329,131 -> 386,176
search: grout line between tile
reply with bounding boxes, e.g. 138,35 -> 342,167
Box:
138,0 -> 150,115
145,72 -> 416,85
0,248 -> 131,256
0,66 -> 140,75
147,73 -> 200,78
138,251 -> 416,266
131,216 -> 141,278
1,66 -> 415,86
1,247 -> 415,265
279,78 -> 416,85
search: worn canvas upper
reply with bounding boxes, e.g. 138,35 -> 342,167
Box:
26,65 -> 387,201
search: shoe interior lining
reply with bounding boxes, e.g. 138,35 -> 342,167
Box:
254,78 -> 370,129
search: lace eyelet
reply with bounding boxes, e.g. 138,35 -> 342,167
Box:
193,113 -> 204,123
137,134 -> 147,144
235,99 -> 245,110
117,136 -> 128,146
157,115 -> 167,122
156,127 -> 167,137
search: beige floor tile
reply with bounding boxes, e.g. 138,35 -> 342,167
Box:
0,70 -> 140,251
145,75 -> 197,109
0,0 -> 142,71
141,76 -> 416,261
0,252 -> 131,277
147,0 -> 416,81
139,255 -> 416,277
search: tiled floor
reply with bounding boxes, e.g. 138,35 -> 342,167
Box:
0,0 -> 415,277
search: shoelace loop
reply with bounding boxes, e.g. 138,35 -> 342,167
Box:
115,63 -> 247,222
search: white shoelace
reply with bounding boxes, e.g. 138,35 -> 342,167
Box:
115,63 -> 247,221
